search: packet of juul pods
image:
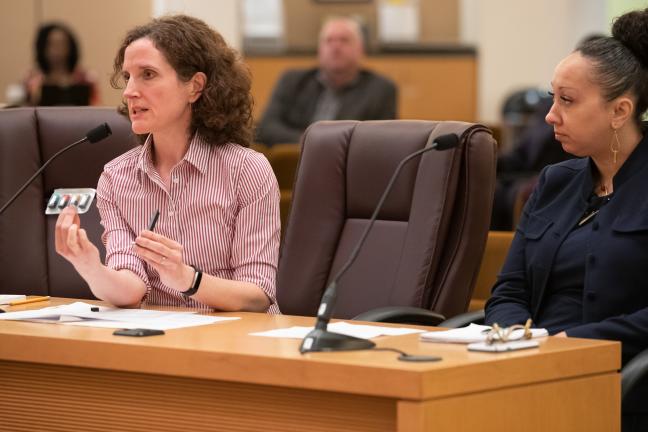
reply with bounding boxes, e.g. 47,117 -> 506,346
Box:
45,188 -> 96,214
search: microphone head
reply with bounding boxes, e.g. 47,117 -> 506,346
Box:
86,123 -> 112,143
433,133 -> 460,151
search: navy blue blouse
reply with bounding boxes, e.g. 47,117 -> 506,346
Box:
536,194 -> 612,334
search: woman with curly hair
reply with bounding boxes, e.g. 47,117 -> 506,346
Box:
54,15 -> 281,313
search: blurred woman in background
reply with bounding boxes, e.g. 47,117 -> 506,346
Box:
23,22 -> 99,106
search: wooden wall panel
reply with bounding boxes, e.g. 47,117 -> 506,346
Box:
1,360 -> 396,432
246,54 -> 477,124
281,0 -> 459,50
0,2 -> 36,106
398,373 -> 620,432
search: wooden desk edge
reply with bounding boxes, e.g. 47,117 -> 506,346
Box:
0,299 -> 621,402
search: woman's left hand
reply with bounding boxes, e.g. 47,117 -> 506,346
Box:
134,230 -> 194,292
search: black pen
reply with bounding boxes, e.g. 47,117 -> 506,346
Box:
147,209 -> 160,231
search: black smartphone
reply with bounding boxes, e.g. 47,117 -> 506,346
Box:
113,328 -> 165,337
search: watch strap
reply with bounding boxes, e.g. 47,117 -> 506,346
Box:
182,265 -> 202,297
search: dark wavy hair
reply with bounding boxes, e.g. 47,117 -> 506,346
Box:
35,23 -> 79,74
576,8 -> 648,126
110,15 -> 253,147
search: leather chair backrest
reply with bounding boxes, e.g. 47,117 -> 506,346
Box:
276,120 -> 496,319
0,107 -> 137,298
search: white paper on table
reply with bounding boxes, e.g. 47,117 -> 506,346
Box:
420,323 -> 548,344
249,326 -> 312,338
0,301 -> 239,330
249,321 -> 425,340
63,315 -> 239,330
0,302 -> 95,320
467,339 -> 540,352
330,322 -> 424,338
67,306 -> 198,321
0,295 -> 26,305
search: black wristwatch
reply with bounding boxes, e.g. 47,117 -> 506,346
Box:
182,265 -> 203,297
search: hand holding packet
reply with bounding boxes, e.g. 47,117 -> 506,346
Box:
45,188 -> 96,215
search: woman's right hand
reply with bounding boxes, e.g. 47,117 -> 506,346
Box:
55,206 -> 101,274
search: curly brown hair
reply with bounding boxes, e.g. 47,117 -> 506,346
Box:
110,15 -> 253,147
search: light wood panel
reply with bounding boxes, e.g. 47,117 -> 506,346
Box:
0,2 -> 36,106
245,54 -> 477,125
398,373 -> 620,432
281,0 -> 459,51
282,0 -> 376,51
1,360 -> 395,432
470,230 -> 515,311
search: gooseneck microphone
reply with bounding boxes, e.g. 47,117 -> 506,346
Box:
0,123 -> 112,216
300,132 -> 460,354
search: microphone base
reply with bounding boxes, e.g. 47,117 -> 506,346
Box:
300,328 -> 376,353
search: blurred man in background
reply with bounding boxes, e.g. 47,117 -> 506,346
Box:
256,17 -> 397,146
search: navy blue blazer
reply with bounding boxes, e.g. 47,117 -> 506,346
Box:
486,133 -> 648,362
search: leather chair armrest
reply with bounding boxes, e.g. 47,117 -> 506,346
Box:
352,306 -> 445,326
439,309 -> 486,328
622,348 -> 648,403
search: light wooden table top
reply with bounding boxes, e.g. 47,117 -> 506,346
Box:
0,297 -> 620,401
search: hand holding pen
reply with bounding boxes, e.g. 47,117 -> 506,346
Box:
147,209 -> 160,232
134,209 -> 195,292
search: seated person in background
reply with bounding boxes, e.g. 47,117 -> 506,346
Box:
24,22 -> 100,106
256,16 -> 397,146
55,15 -> 281,313
490,97 -> 573,230
485,8 -> 648,430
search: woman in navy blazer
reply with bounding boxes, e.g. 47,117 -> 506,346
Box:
485,8 -> 648,431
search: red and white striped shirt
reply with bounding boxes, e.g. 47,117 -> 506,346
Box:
96,133 -> 281,313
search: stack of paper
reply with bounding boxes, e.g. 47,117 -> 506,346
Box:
467,339 -> 540,352
0,301 -> 238,330
250,322 -> 425,340
0,295 -> 26,305
420,323 -> 548,344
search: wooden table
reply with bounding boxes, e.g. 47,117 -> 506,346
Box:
0,298 -> 620,431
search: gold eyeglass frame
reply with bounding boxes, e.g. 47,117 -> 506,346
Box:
486,319 -> 533,345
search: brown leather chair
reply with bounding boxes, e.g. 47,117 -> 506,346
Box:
0,107 -> 137,298
276,120 -> 497,322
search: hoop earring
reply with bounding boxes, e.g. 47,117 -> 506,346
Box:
610,129 -> 621,165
